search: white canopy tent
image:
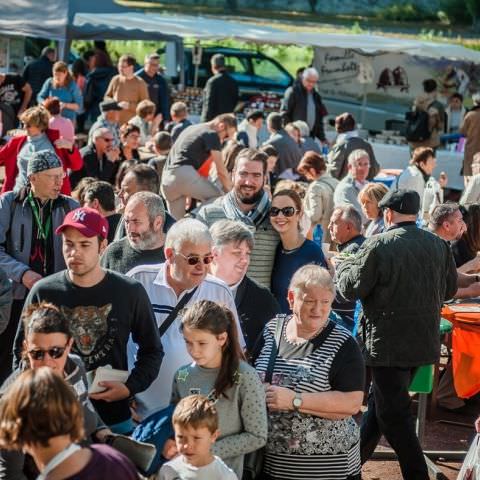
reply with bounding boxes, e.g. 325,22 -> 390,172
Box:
73,12 -> 480,63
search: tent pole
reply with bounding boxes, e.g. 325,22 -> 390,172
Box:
361,83 -> 367,128
177,39 -> 185,88
58,40 -> 72,63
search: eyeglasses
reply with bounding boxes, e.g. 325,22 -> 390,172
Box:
102,137 -> 114,143
175,252 -> 214,266
269,206 -> 299,217
42,172 -> 66,182
28,345 -> 68,360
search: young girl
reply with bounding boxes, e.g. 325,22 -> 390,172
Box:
170,300 -> 267,479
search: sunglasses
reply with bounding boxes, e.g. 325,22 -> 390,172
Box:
28,345 -> 67,360
176,252 -> 214,266
269,206 -> 299,217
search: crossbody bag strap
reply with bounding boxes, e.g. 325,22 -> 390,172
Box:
264,315 -> 287,384
158,286 -> 198,337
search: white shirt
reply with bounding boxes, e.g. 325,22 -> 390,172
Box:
159,455 -> 238,480
126,262 -> 244,417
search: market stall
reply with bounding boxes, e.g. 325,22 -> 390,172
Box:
2,4 -> 479,189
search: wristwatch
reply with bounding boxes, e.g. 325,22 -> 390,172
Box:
292,392 -> 303,411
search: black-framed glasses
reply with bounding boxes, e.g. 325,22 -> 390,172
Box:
176,252 -> 214,266
269,206 -> 299,217
28,345 -> 68,360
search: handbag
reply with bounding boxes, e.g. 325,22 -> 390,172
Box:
242,316 -> 286,480
457,434 -> 480,480
158,286 -> 198,337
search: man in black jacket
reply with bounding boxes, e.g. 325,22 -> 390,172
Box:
209,219 -> 280,352
22,47 -> 56,104
281,67 -> 327,143
201,54 -> 239,122
13,207 -> 163,432
336,189 -> 458,480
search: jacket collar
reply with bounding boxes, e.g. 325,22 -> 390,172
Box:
386,221 -> 417,231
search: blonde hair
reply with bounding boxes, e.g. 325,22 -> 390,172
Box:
358,182 -> 388,204
173,395 -> 218,434
19,106 -> 50,131
289,264 -> 335,297
136,99 -> 156,118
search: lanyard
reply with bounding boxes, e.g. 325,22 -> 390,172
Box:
28,191 -> 52,241
37,443 -> 82,480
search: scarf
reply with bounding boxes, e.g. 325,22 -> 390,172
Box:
222,189 -> 270,229
336,129 -> 359,144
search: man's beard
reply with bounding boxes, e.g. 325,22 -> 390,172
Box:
235,187 -> 264,205
128,230 -> 159,250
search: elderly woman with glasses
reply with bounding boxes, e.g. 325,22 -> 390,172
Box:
270,189 -> 327,313
0,106 -> 83,195
253,265 -> 365,480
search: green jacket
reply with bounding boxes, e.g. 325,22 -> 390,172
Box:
336,222 -> 457,367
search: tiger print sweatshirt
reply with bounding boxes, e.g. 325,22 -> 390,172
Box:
13,270 -> 163,427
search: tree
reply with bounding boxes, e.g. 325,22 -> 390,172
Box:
307,0 -> 319,13
225,0 -> 238,12
466,0 -> 480,29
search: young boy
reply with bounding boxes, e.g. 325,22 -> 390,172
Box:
159,395 -> 237,480
165,101 -> 192,143
148,131 -> 172,180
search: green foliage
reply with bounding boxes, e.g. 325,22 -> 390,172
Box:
348,21 -> 364,34
466,0 -> 480,27
375,3 -> 437,22
72,39 -> 313,77
438,0 -> 472,25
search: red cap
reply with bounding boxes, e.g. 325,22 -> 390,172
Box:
56,207 -> 109,239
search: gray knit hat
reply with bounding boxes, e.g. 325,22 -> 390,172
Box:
27,150 -> 62,177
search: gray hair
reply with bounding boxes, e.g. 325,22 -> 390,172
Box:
429,202 -> 460,229
145,53 -> 160,63
210,220 -> 254,251
289,264 -> 335,297
165,218 -> 212,251
348,149 -> 370,166
126,191 -> 165,223
473,92 -> 480,106
333,205 -> 363,232
293,120 -> 310,137
91,127 -> 110,142
302,67 -> 319,80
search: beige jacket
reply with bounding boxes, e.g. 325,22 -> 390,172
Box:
409,93 -> 444,150
460,107 -> 480,176
303,174 -> 339,242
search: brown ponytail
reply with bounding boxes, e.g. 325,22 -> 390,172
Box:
181,300 -> 245,399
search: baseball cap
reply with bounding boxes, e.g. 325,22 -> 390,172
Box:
378,189 -> 420,215
100,98 -> 123,112
56,207 -> 109,239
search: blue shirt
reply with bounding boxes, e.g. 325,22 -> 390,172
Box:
37,78 -> 83,121
271,239 -> 327,313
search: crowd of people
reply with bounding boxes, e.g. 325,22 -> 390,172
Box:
0,44 -> 478,480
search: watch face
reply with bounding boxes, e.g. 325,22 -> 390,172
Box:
293,397 -> 302,408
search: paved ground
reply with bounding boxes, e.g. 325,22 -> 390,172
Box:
361,399 -> 478,479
